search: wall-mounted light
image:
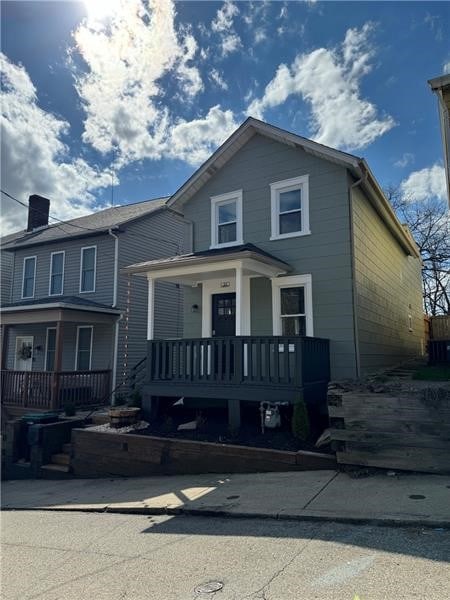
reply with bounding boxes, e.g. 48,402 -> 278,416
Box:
191,304 -> 199,313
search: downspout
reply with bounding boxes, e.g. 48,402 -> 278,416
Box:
108,228 -> 120,404
348,170 -> 366,379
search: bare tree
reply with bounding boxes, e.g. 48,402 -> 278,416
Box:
385,185 -> 450,315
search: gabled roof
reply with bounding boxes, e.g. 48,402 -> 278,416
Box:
168,117 -> 362,209
168,117 -> 420,259
1,197 -> 168,251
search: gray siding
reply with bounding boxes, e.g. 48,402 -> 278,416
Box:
1,250 -> 13,305
116,210 -> 189,387
182,133 -> 357,379
183,286 -> 202,337
10,234 -> 115,305
6,322 -> 114,371
250,277 -> 273,336
351,185 -> 424,372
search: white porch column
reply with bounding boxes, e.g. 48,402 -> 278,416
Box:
235,265 -> 250,335
147,277 -> 155,340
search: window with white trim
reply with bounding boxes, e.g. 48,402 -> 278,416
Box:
270,175 -> 310,240
80,246 -> 96,293
49,251 -> 64,296
280,287 -> 306,336
22,256 -> 36,298
211,190 -> 243,248
45,328 -> 56,371
76,326 -> 93,370
271,274 -> 313,337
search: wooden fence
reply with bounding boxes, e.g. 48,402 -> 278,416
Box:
430,315 -> 450,341
328,386 -> 450,474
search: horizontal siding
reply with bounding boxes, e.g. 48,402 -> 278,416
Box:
182,133 -> 356,379
116,210 -> 190,389
1,251 -> 13,305
5,322 -> 114,371
352,185 -> 424,372
10,234 -> 115,305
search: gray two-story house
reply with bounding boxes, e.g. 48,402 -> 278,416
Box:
124,118 -> 424,428
0,194 -> 188,413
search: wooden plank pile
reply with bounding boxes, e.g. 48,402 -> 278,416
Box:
328,384 -> 450,474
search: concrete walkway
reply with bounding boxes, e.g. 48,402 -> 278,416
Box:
3,470 -> 450,527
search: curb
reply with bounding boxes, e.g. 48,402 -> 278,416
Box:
2,504 -> 449,530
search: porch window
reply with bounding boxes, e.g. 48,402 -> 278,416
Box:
80,246 -> 96,293
75,326 -> 93,370
22,256 -> 36,298
211,190 -> 243,248
270,175 -> 310,240
280,287 -> 306,336
45,328 -> 56,371
49,251 -> 64,295
271,274 -> 313,337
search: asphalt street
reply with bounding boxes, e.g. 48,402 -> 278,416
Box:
1,510 -> 449,600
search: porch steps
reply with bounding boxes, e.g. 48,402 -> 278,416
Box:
40,443 -> 73,479
51,453 -> 70,466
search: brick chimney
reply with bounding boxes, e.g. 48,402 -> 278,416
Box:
27,194 -> 50,231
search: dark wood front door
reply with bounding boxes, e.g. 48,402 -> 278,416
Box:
212,293 -> 236,337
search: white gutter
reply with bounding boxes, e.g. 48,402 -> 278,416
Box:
108,228 -> 120,405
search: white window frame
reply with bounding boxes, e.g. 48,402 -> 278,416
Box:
79,246 -> 97,293
271,274 -> 314,336
270,174 -> 310,240
21,256 -> 37,299
75,325 -> 93,371
210,190 -> 243,249
45,327 -> 57,371
48,251 -> 65,296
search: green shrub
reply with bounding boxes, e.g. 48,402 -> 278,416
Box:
291,399 -> 310,441
63,401 -> 76,417
128,388 -> 142,408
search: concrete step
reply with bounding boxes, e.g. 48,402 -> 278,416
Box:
62,443 -> 72,454
51,453 -> 70,466
40,463 -> 71,480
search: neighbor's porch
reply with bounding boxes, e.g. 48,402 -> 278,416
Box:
0,299 -> 120,412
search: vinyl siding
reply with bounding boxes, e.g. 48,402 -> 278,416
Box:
1,251 -> 13,305
116,209 -> 189,387
10,235 -> 115,305
6,322 -> 114,371
181,133 -> 357,379
351,184 -> 424,372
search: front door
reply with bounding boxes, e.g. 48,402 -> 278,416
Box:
14,336 -> 33,371
212,293 -> 236,336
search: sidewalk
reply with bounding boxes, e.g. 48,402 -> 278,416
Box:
2,470 -> 450,527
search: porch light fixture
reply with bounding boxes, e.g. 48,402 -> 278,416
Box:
191,304 -> 199,313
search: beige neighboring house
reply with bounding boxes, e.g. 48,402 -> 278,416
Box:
428,74 -> 450,206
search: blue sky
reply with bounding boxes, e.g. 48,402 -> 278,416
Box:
1,0 -> 448,233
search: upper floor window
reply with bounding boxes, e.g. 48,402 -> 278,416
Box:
49,251 -> 65,296
210,190 -> 243,248
80,246 -> 97,293
270,175 -> 310,240
22,256 -> 36,299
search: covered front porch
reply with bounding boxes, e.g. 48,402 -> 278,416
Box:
0,298 -> 120,412
123,245 -> 330,427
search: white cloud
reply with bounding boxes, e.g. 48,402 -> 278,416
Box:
0,53 -> 112,235
247,23 -> 395,151
210,69 -> 229,90
400,164 -> 446,202
444,61 -> 450,74
254,28 -> 267,44
394,153 -> 414,168
212,0 -> 239,32
168,106 -> 238,165
211,1 -> 242,57
74,0 -> 203,163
